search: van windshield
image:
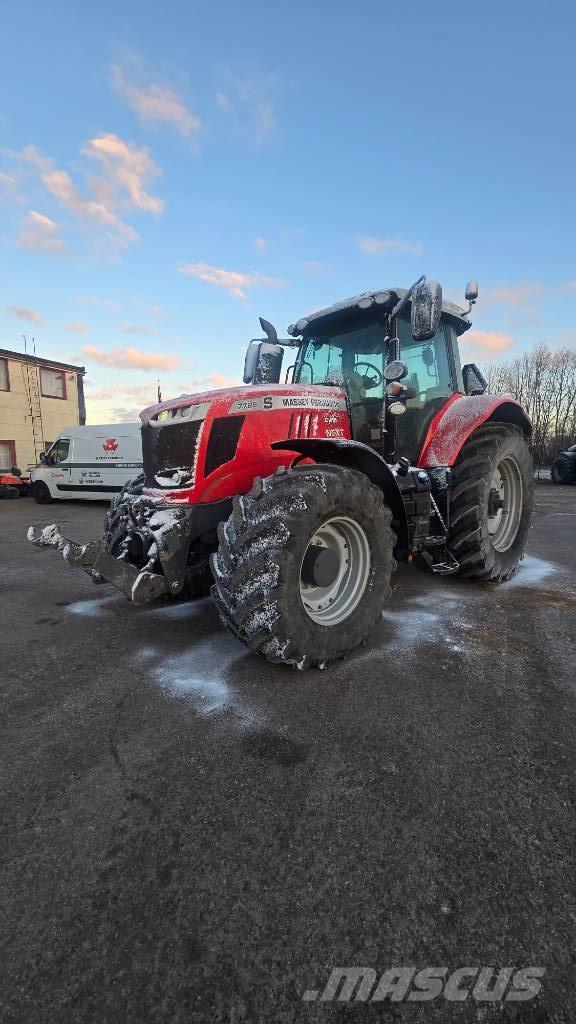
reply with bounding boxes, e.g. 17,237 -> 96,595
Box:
48,438 -> 70,464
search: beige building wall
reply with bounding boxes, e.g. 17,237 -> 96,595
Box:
0,354 -> 83,470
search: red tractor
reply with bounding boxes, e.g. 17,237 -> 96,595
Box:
29,278 -> 534,668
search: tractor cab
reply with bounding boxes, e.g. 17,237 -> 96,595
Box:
287,283 -> 477,463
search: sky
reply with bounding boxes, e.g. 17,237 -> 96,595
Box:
1,0 -> 575,423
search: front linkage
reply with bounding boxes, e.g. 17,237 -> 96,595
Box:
29,493 -> 194,604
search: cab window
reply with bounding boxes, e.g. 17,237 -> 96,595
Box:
48,438 -> 70,464
396,318 -> 453,404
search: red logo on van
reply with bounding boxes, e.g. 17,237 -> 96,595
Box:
102,438 -> 118,453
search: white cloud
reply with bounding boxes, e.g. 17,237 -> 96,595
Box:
358,236 -> 423,256
112,64 -> 201,141
6,304 -> 44,325
18,210 -> 64,253
179,261 -> 286,299
216,67 -> 279,143
16,135 -> 163,255
122,323 -> 157,336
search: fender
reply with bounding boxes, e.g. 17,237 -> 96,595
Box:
418,394 -> 532,468
271,437 -> 409,549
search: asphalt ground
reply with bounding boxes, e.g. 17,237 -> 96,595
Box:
1,483 -> 575,1023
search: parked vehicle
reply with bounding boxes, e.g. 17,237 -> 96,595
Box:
551,444 -> 576,484
30,424 -> 143,503
0,468 -> 29,498
30,277 -> 534,668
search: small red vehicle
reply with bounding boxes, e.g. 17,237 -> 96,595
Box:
1,468 -> 29,498
30,278 -> 534,668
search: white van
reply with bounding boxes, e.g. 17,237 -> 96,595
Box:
31,424 -> 143,503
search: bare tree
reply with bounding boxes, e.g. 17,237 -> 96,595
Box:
482,344 -> 576,474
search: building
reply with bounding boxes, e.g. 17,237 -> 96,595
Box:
0,349 -> 86,472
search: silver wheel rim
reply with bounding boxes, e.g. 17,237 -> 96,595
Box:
487,456 -> 523,552
299,516 -> 371,626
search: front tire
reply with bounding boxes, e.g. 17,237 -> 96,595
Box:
448,423 -> 534,580
211,464 -> 395,669
32,481 -> 53,504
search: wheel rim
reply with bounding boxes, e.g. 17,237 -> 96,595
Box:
299,516 -> 371,626
487,456 -> 523,552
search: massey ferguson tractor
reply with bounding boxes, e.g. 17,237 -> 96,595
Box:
29,277 -> 534,669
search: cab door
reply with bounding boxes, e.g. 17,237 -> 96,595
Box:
394,319 -> 456,464
46,437 -> 72,496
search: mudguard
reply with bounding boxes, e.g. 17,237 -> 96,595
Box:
418,394 -> 532,468
270,437 -> 409,549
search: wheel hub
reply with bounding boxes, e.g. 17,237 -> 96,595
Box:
487,456 -> 523,552
299,516 -> 371,626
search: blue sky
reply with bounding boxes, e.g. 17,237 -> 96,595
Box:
1,0 -> 575,422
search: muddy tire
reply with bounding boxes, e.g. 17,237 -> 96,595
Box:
211,464 -> 395,669
32,481 -> 53,504
448,423 -> 534,580
551,454 -> 575,485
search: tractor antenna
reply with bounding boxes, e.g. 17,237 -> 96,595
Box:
390,275 -> 426,320
23,333 -> 27,354
259,317 -> 278,344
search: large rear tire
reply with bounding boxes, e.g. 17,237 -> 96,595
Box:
551,454 -> 576,485
448,423 -> 534,581
211,464 -> 395,669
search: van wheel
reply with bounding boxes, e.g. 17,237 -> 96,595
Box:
32,481 -> 53,504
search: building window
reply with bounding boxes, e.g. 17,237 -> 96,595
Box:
40,367 -> 67,400
0,358 -> 9,392
0,440 -> 16,470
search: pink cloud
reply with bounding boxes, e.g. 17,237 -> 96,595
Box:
18,210 -> 64,253
461,330 -> 516,356
65,322 -> 88,334
83,344 -> 181,372
112,65 -> 201,141
6,304 -> 44,325
253,236 -> 268,251
491,282 -> 545,306
179,261 -> 286,299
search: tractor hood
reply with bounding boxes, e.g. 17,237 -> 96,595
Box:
139,382 -> 348,426
139,383 -> 349,501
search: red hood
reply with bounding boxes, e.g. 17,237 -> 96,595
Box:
139,383 -> 347,425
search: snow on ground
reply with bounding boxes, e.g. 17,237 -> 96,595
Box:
134,635 -> 260,725
507,554 -> 556,588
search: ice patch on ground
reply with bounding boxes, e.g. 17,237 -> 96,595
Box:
143,636 -> 260,723
507,554 -> 556,588
144,598 -> 211,620
67,597 -> 117,617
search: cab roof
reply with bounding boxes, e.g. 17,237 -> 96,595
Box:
288,287 -> 471,338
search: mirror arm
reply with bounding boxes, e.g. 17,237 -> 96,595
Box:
390,275 -> 425,320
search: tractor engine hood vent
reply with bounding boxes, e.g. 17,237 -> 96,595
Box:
142,403 -> 210,489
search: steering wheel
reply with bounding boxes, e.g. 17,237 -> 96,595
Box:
353,361 -> 383,390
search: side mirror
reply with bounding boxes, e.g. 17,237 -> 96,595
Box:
39,452 -> 48,464
411,279 -> 443,341
11,466 -> 22,477
243,341 -> 284,385
465,280 -> 479,302
462,363 -> 487,396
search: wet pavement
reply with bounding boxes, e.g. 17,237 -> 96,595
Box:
1,482 -> 575,1022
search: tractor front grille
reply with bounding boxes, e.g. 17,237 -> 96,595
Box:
141,418 -> 204,489
204,416 -> 245,476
